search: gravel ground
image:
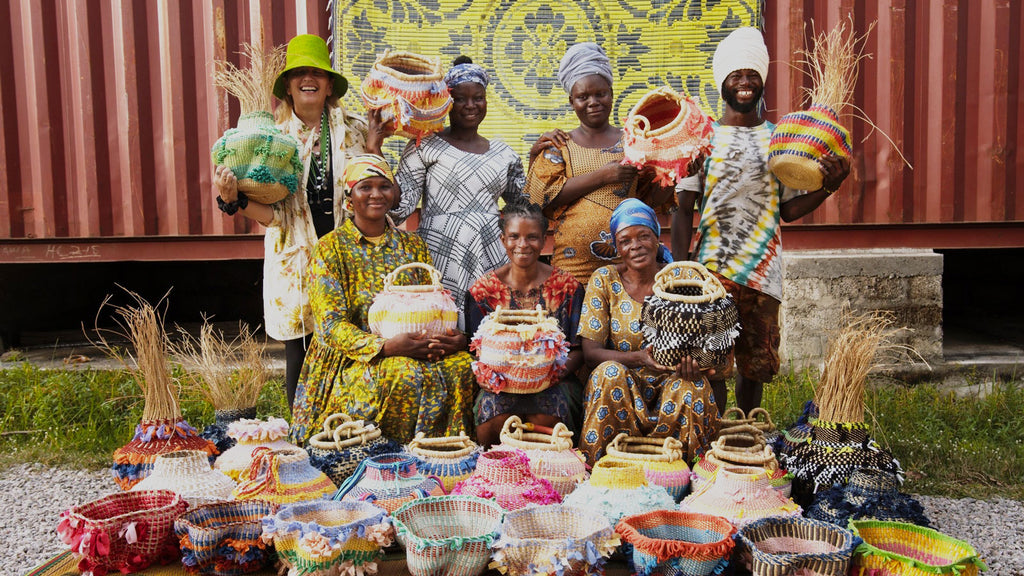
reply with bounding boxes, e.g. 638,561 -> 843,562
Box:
2,464 -> 1021,575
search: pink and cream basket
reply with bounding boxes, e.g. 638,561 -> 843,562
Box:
496,415 -> 588,497
470,306 -> 569,394
368,262 -> 459,339
622,86 -> 714,186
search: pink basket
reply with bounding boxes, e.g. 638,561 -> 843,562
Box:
470,306 -> 569,394
496,416 -> 588,497
450,449 -> 561,510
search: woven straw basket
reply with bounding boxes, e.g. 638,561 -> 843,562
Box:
563,460 -> 676,525
768,103 -> 853,191
112,417 -> 218,491
368,262 -> 459,338
719,407 -> 779,446
307,413 -> 399,485
492,505 -> 619,576
333,452 -> 445,514
174,499 -> 279,576
497,415 -> 588,497
210,111 -> 302,204
680,465 -> 802,529
214,417 -> 299,481
451,449 -> 561,511
693,423 -> 793,497
131,449 -> 236,506
640,261 -> 740,369
360,50 -> 452,141
406,432 -> 481,492
848,520 -> 987,576
232,447 -> 337,505
393,495 -> 504,576
807,468 -> 930,527
470,306 -> 569,394
736,516 -> 859,576
601,433 -> 691,501
616,510 -> 737,576
622,86 -> 714,186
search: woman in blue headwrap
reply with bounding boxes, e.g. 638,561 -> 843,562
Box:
577,199 -> 719,464
391,56 -> 526,329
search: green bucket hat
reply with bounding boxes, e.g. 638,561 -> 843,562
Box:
273,35 -> 348,100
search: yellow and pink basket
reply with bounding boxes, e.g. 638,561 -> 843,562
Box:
848,520 -> 987,576
360,50 -> 452,142
367,262 -> 459,339
768,103 -> 852,191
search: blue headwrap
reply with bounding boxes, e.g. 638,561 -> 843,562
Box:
444,63 -> 490,89
610,199 -> 673,263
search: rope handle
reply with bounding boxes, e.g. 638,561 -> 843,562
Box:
407,432 -> 477,459
373,49 -> 442,81
624,86 -> 681,138
307,413 -> 382,450
490,305 -> 548,325
606,433 -> 684,462
381,262 -> 444,293
746,407 -> 775,431
720,406 -> 748,423
713,430 -> 768,453
499,415 -> 573,451
706,446 -> 778,470
652,261 -> 727,303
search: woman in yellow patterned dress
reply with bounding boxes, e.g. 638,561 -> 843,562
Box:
578,199 -> 718,464
289,155 -> 475,445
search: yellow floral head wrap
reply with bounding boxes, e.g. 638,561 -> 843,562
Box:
342,154 -> 394,194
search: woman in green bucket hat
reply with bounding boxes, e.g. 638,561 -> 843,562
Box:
213,34 -> 391,409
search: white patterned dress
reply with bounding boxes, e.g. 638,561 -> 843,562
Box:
392,134 -> 526,328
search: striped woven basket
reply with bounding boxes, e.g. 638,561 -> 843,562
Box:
719,407 -> 780,446
405,432 -> 481,492
450,449 -> 562,511
491,505 -> 619,576
174,500 -> 279,575
360,50 -> 452,141
367,262 -> 459,339
680,465 -> 802,529
112,417 -> 219,490
392,495 -> 504,576
563,460 -> 676,526
737,516 -> 859,576
693,422 -> 792,497
214,417 -> 299,481
616,510 -> 737,576
131,449 -> 236,507
622,86 -> 714,186
496,416 -> 588,497
232,447 -> 337,505
600,433 -> 691,502
333,452 -> 445,514
307,414 -> 400,485
848,520 -> 988,576
470,306 -> 570,394
768,103 -> 853,191
210,111 -> 302,204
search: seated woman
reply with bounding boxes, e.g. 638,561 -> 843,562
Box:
578,199 -> 718,464
465,199 -> 586,446
289,154 -> 475,445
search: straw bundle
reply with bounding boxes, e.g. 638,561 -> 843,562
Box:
173,321 -> 270,411
213,42 -> 286,116
796,18 -> 874,114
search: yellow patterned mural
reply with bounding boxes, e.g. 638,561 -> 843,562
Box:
332,0 -> 762,159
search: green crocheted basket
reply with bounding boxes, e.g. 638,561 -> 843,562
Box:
211,111 -> 302,205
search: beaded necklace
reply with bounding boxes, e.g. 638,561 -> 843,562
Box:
307,110 -> 332,214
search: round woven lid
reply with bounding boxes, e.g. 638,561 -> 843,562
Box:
680,465 -> 801,528
132,450 -> 234,504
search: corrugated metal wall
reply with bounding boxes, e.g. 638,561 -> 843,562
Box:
0,0 -> 1021,262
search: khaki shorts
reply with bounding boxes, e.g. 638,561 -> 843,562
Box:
712,273 -> 781,384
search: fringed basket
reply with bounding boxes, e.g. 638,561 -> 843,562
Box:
848,520 -> 987,576
367,262 -> 459,338
131,450 -> 236,506
680,465 -> 802,529
211,111 -> 302,204
563,460 -> 676,525
232,447 -> 336,505
174,500 -> 279,576
360,50 -> 452,141
768,104 -> 852,191
262,500 -> 394,576
450,449 -> 561,511
807,468 -> 930,527
622,86 -> 714,186
496,416 -> 588,497
214,417 -> 299,481
600,434 -> 691,502
736,516 -> 859,576
392,495 -> 504,576
112,418 -> 219,491
775,400 -> 819,456
640,262 -> 740,369
307,414 -> 400,486
491,505 -> 619,576
616,510 -> 737,576
333,452 -> 444,514
470,306 -> 569,394
56,490 -> 188,576
405,432 -> 481,492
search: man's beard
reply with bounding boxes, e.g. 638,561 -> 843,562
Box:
722,86 -> 763,114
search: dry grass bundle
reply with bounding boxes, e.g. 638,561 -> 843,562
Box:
173,321 -> 270,411
213,42 -> 287,115
798,18 -> 876,113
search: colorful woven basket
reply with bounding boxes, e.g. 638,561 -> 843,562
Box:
496,416 -> 588,497
392,495 -> 504,576
768,103 -> 852,191
563,460 -> 676,525
600,434 -> 692,502
232,447 -> 337,504
56,490 -> 188,576
333,452 -> 445,514
210,111 -> 302,204
807,468 -> 930,527
307,414 -> 401,486
112,417 -> 219,491
680,465 -> 802,528
262,500 -> 394,576
848,520 -> 987,576
174,500 -> 279,576
215,417 -> 299,481
359,50 -> 452,141
622,86 -> 714,186
405,432 -> 481,492
450,449 -> 561,511
491,505 -> 619,576
775,400 -> 819,457
693,422 -> 792,497
616,510 -> 737,576
470,306 -> 570,395
131,450 -> 236,506
640,262 -> 740,369
367,262 -> 459,339
200,406 -> 258,455
736,516 -> 859,576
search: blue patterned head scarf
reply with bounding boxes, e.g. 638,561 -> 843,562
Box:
610,199 -> 673,262
558,42 -> 613,94
444,63 -> 490,89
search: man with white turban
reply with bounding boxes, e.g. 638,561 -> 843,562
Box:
671,27 -> 851,413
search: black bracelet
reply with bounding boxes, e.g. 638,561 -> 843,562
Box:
236,192 -> 248,210
216,196 -> 239,215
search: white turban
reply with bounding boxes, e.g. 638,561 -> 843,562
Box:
558,43 -> 613,94
712,27 -> 769,95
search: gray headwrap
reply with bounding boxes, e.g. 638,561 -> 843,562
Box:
558,43 -> 613,94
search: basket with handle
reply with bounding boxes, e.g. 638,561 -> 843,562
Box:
307,413 -> 400,485
693,427 -> 792,497
496,415 -> 588,497
563,460 -> 677,526
450,449 -> 561,511
174,499 -> 279,576
616,510 -> 738,576
470,306 -> 570,395
640,261 -> 740,369
359,50 -> 452,142
367,262 -> 459,339
848,520 -> 987,576
405,432 -> 481,492
333,452 -> 445,514
622,86 -> 714,186
601,433 -> 692,502
392,495 -> 504,576
680,465 -> 802,529
232,447 -> 337,505
736,516 -> 859,576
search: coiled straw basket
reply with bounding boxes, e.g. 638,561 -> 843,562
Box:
622,86 -> 714,186
470,306 -> 569,394
367,262 -> 459,338
616,510 -> 737,576
307,413 -> 399,485
693,422 -> 792,496
848,520 -> 987,576
737,516 -> 859,576
360,50 -> 452,141
392,495 -> 504,576
406,432 -> 481,492
600,434 -> 691,501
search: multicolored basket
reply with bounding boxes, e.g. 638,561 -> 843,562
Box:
262,500 -> 394,576
848,520 -> 987,576
200,406 -> 258,455
616,510 -> 737,576
496,416 -> 588,497
640,262 -> 740,369
470,306 -> 570,394
215,417 -> 299,481
210,111 -> 302,204
232,447 -> 337,504
405,432 -> 481,492
450,449 -> 562,511
693,422 -> 793,497
768,103 -> 853,191
307,414 -> 400,486
491,505 -> 619,576
737,516 -> 859,576
333,452 -> 445,514
174,500 -> 279,576
131,450 -> 236,506
367,262 -> 459,339
622,86 -> 714,186
359,50 -> 452,141
563,460 -> 676,525
56,490 -> 188,576
680,465 -> 802,528
775,400 -> 819,456
600,433 -> 692,502
112,417 -> 219,490
392,495 -> 504,576
807,468 -> 930,527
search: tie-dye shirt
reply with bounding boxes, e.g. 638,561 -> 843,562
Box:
694,121 -> 803,302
